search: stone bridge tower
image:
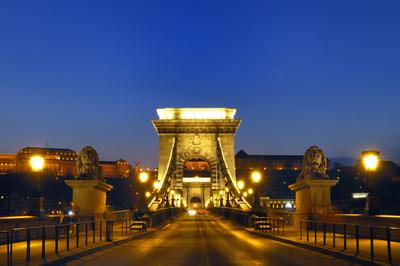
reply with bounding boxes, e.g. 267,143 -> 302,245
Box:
149,108 -> 250,211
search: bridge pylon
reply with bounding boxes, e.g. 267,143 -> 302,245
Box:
148,108 -> 250,211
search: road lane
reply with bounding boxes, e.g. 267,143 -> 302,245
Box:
67,214 -> 356,266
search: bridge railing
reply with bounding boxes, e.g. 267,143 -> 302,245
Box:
299,219 -> 400,264
0,216 -> 136,266
209,207 -> 287,235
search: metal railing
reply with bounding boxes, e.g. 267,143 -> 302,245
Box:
299,220 -> 400,264
149,207 -> 184,227
0,207 -> 184,265
0,218 -> 132,266
209,207 -> 286,236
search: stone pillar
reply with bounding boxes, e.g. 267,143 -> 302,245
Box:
289,179 -> 338,228
65,180 -> 113,216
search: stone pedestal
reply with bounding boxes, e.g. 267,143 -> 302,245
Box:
65,180 -> 113,216
289,179 -> 338,227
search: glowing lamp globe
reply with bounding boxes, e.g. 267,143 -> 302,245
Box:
237,180 -> 245,190
361,151 -> 380,172
251,171 -> 262,183
139,172 -> 149,183
153,181 -> 161,190
30,156 -> 44,172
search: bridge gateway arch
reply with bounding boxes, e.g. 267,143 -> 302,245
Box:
149,108 -> 250,211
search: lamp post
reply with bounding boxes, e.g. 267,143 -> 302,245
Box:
361,150 -> 380,216
30,155 -> 45,216
225,187 -> 231,207
237,180 -> 245,192
219,190 -> 224,207
171,190 -> 176,207
251,171 -> 263,212
138,171 -> 149,213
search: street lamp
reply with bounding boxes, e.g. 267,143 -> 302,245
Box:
225,186 -> 231,207
251,171 -> 263,212
237,180 -> 245,191
219,190 -> 224,207
30,156 -> 44,172
153,181 -> 161,190
171,190 -> 176,207
139,172 -> 149,183
138,171 -> 149,212
361,150 -> 380,215
30,155 -> 45,216
362,151 -> 379,171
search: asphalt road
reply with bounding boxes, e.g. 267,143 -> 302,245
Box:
67,214 -> 356,266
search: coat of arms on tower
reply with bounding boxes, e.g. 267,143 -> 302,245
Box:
191,134 -> 201,154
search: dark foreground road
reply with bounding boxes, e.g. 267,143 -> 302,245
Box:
67,214 -> 355,266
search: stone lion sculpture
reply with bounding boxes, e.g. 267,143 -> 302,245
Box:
297,145 -> 329,181
75,146 -> 102,180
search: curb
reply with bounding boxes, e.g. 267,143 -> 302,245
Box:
244,228 -> 387,266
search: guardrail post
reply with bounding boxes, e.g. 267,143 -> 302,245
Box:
355,225 -> 359,255
314,222 -> 317,244
55,226 -> 59,255
282,219 -> 285,236
100,221 -> 103,242
386,227 -> 392,263
333,224 -> 336,248
41,227 -> 46,260
343,224 -> 347,250
66,225 -> 70,250
277,218 -> 280,234
9,231 -> 13,266
93,221 -> 96,243
6,232 -> 10,266
85,223 -> 88,246
370,226 -> 374,261
26,228 -> 31,262
300,221 -> 302,240
306,221 -> 309,242
125,218 -> 128,235
272,218 -> 275,234
106,221 -> 113,242
76,224 -> 80,248
323,223 -> 327,245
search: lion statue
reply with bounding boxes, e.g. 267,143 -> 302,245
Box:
297,145 -> 329,181
75,146 -> 102,180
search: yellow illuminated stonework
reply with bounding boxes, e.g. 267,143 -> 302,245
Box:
157,108 -> 236,120
150,107 -> 251,211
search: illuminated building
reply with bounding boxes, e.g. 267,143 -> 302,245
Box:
0,147 -> 132,178
100,159 -> 131,178
235,150 -> 304,171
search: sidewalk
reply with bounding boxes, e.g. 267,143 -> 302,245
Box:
0,221 -> 151,266
245,226 -> 400,265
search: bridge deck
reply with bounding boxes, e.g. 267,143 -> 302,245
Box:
66,214 -> 354,266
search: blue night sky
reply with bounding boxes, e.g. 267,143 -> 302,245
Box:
1,1 -> 400,167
